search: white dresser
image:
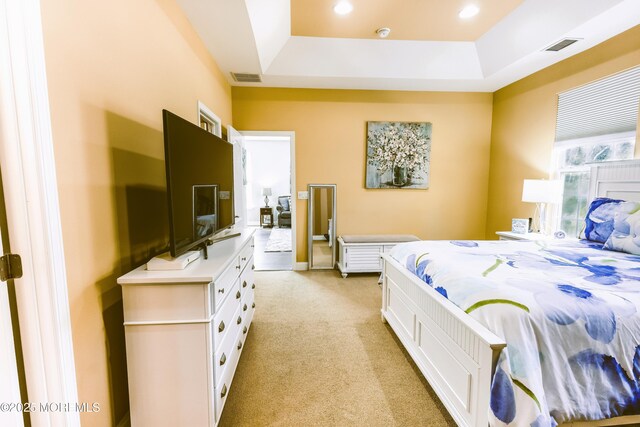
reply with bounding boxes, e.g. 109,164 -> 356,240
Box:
117,229 -> 255,427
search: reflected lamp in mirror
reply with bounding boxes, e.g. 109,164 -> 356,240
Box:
522,179 -> 562,234
261,187 -> 272,207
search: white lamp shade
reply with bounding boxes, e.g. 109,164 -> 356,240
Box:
522,179 -> 562,204
261,187 -> 272,197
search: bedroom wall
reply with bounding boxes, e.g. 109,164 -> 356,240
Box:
485,25 -> 640,238
40,0 -> 232,425
232,88 -> 494,262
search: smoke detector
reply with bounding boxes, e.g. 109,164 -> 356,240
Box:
376,27 -> 391,38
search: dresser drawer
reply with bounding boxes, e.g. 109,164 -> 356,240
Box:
212,280 -> 241,346
210,259 -> 241,312
242,290 -> 255,334
240,258 -> 254,299
238,238 -> 254,272
213,303 -> 241,387
214,326 -> 244,422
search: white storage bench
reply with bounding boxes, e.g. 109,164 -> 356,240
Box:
337,234 -> 420,278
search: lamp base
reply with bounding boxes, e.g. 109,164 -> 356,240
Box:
264,195 -> 269,208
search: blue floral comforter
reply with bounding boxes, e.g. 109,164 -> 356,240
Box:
389,239 -> 640,426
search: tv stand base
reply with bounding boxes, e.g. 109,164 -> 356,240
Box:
146,250 -> 200,271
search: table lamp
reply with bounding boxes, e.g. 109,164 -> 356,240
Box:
262,187 -> 272,207
522,179 -> 562,234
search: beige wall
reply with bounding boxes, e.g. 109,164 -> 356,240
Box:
486,25 -> 640,237
40,0 -> 232,424
232,88 -> 494,262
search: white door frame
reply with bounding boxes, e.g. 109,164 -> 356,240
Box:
240,131 -> 298,270
0,0 -> 79,425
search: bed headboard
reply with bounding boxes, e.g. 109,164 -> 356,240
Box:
588,159 -> 640,203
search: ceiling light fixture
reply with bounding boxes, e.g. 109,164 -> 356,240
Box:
376,27 -> 391,38
333,1 -> 353,15
458,4 -> 479,19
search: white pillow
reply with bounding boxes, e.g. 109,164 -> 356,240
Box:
603,208 -> 640,255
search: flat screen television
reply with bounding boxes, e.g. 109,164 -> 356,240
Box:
162,109 -> 234,258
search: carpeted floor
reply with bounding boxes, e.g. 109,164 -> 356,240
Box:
219,270 -> 456,426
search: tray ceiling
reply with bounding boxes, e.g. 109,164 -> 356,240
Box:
176,0 -> 640,92
291,0 -> 524,41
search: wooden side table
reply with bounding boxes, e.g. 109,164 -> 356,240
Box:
260,207 -> 273,228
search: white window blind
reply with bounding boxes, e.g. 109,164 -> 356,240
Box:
555,65 -> 640,142
553,66 -> 640,237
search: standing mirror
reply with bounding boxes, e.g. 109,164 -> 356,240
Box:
308,184 -> 337,269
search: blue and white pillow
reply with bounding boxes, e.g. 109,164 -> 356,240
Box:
604,208 -> 640,255
582,198 -> 625,243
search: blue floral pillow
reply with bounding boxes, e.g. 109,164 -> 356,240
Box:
582,198 -> 625,243
604,208 -> 640,255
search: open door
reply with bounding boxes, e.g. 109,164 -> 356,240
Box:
228,126 -> 247,229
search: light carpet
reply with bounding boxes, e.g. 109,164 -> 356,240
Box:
264,228 -> 292,252
219,270 -> 456,426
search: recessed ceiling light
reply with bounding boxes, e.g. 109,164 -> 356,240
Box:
334,1 -> 353,15
459,4 -> 479,19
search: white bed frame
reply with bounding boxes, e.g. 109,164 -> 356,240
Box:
381,160 -> 640,427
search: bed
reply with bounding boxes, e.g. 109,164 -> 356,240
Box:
380,160 -> 640,427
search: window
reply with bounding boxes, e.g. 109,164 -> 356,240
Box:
552,66 -> 640,237
197,101 -> 222,137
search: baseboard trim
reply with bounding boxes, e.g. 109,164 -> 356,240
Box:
294,262 -> 308,271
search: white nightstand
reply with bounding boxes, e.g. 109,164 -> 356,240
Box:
496,231 -> 554,241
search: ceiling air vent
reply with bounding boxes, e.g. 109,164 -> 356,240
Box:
231,72 -> 262,83
544,38 -> 580,52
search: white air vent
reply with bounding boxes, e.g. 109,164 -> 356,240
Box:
545,38 -> 580,52
230,72 -> 262,83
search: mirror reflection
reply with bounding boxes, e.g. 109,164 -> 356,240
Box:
308,185 -> 336,269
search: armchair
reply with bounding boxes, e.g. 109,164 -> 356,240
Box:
276,195 -> 292,228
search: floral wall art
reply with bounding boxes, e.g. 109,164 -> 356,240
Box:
366,121 -> 432,189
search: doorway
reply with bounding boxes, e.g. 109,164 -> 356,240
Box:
241,132 -> 296,271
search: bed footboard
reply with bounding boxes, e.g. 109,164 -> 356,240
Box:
381,254 -> 506,427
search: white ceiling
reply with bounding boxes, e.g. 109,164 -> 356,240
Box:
176,0 -> 640,92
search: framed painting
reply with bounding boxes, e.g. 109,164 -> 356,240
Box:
366,121 -> 432,189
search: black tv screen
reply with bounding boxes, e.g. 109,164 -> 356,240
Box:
162,109 -> 234,257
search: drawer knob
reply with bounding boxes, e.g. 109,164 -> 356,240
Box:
242,257 -> 247,261
237,341 -> 243,350
243,304 -> 247,311
252,302 -> 255,309
220,353 -> 226,366
251,244 -> 254,248
243,326 -> 247,334
220,384 -> 227,398
251,265 -> 255,270
218,321 -> 225,333
236,290 -> 241,299
236,264 -> 241,270
242,281 -> 247,288
251,283 -> 255,289
237,316 -> 242,325
218,288 -> 224,294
